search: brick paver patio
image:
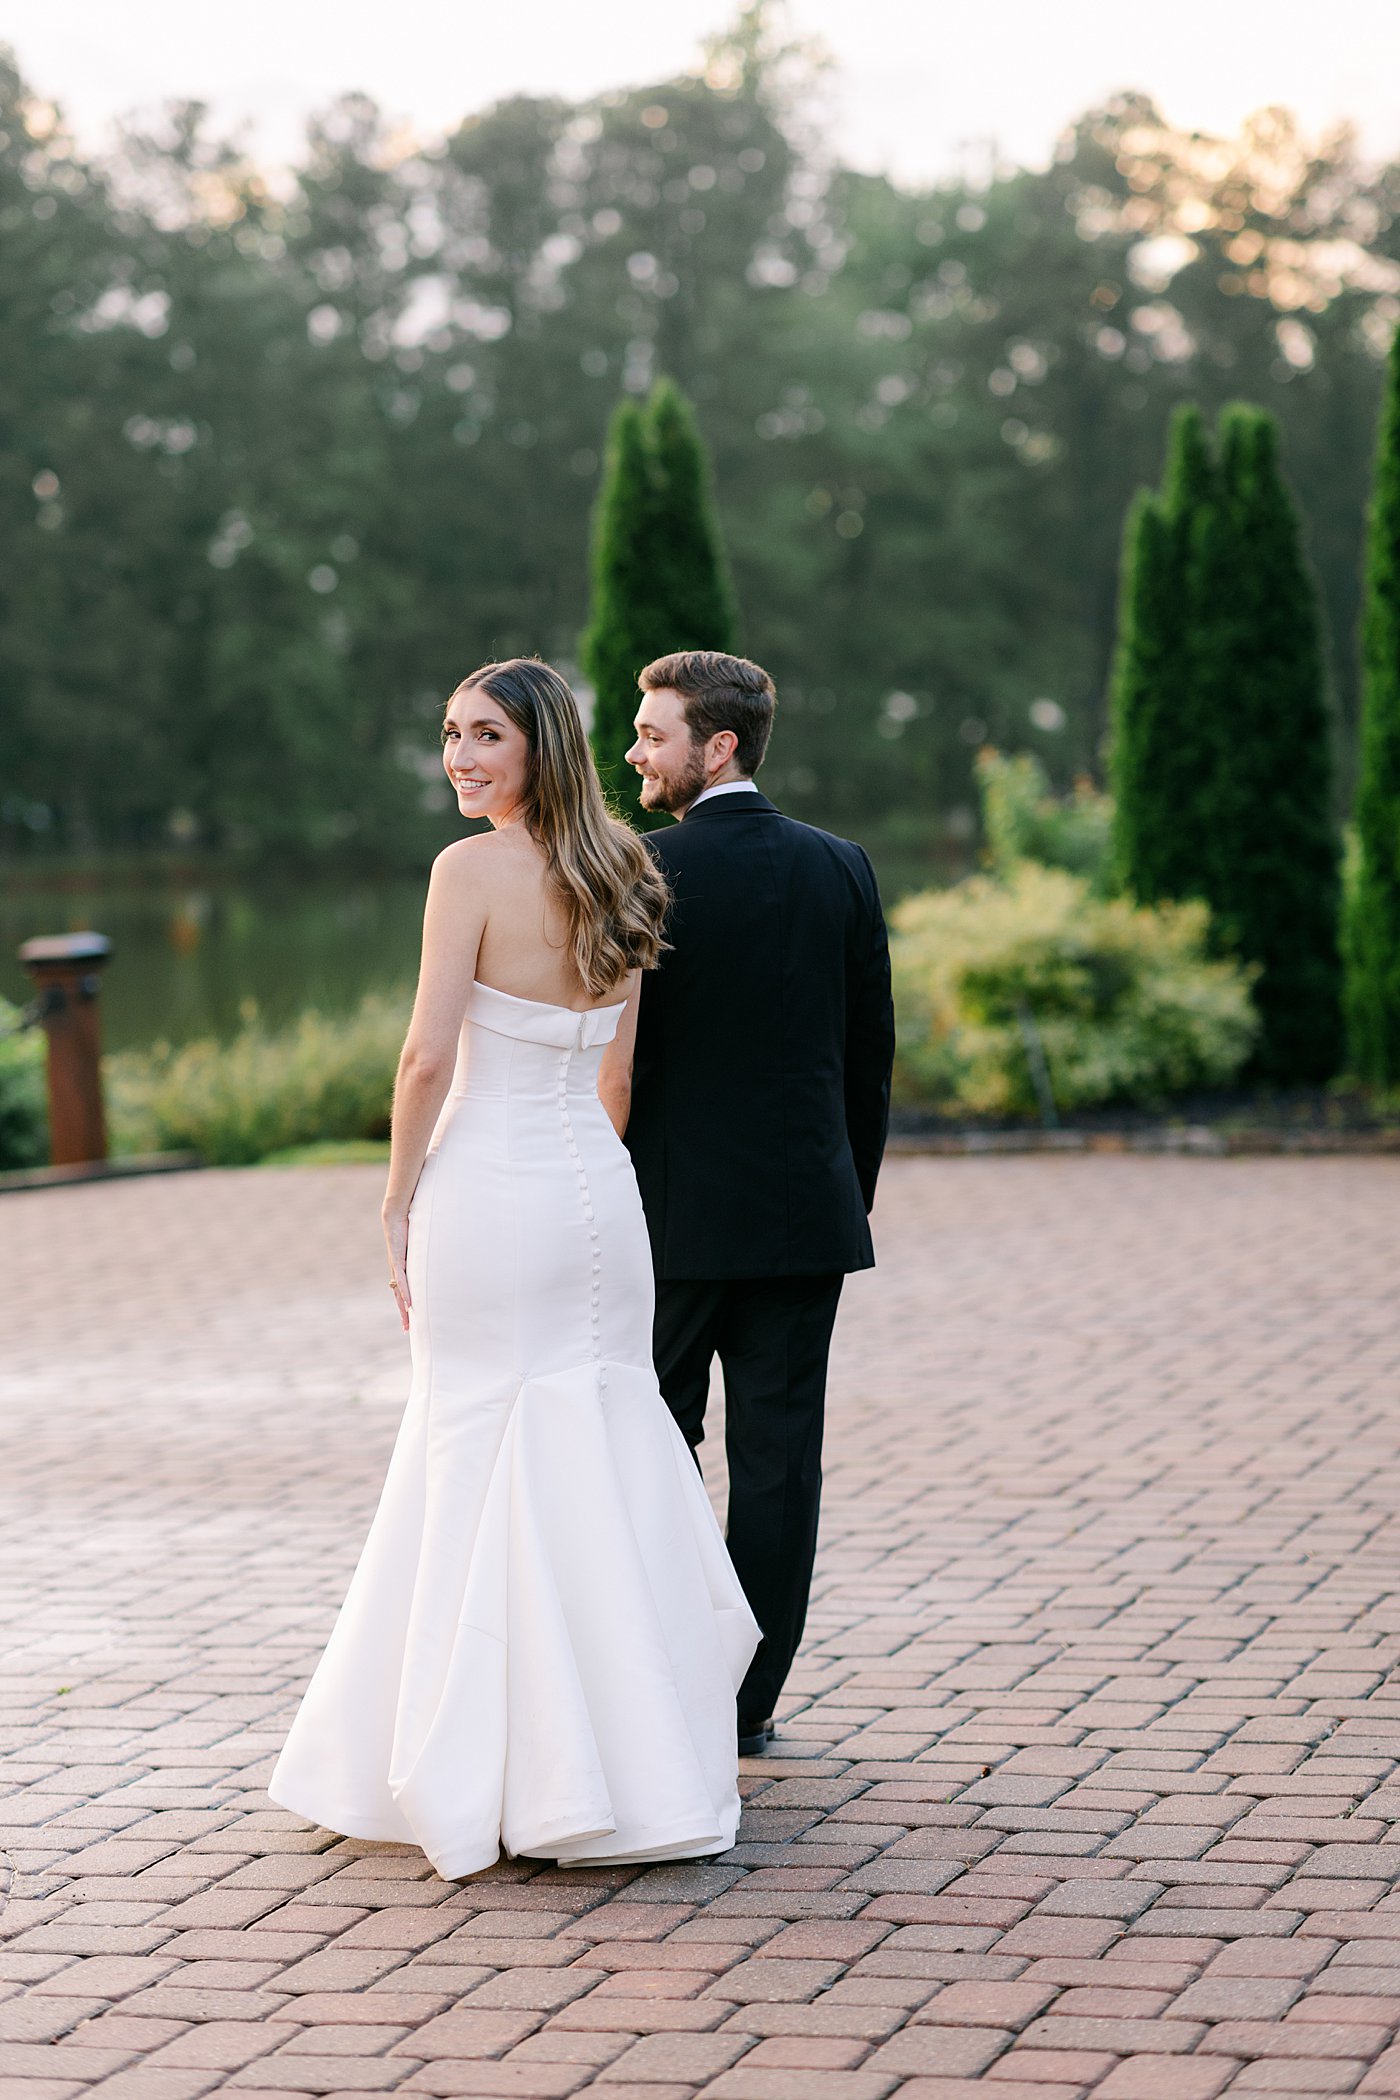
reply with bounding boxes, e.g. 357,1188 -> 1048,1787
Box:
3,1154 -> 1400,2099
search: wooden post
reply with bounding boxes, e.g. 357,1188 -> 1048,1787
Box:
19,933 -> 112,1167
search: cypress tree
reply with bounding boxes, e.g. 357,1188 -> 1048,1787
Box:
1346,326 -> 1400,1086
646,380 -> 737,653
1172,415 -> 1250,931
581,379 -> 736,823
1211,406 -> 1342,1082
1110,401 -> 1342,1083
1110,406 -> 1222,902
580,398 -> 655,816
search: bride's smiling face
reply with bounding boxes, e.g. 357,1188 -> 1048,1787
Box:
441,689 -> 530,825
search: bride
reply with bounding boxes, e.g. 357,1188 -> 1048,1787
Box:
269,658 -> 759,1879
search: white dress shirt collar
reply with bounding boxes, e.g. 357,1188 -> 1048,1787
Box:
686,779 -> 761,814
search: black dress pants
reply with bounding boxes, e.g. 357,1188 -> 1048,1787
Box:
652,1273 -> 844,1728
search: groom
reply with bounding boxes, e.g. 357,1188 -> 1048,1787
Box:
622,650 -> 895,1756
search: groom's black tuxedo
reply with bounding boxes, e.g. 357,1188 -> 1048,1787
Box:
626,788 -> 895,1734
626,791 -> 894,1280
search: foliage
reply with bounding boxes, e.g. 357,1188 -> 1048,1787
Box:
1110,402 -> 1342,1082
891,862 -> 1259,1117
0,999 -> 47,1169
976,748 -> 1111,888
581,380 -> 736,820
1108,407 -> 1217,904
106,990 -> 410,1165
647,380 -> 738,654
1346,325 -> 1400,1086
1207,407 -> 1343,1082
581,398 -> 653,816
0,42 -> 1395,863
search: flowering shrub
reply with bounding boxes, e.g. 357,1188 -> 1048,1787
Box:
892,861 -> 1258,1117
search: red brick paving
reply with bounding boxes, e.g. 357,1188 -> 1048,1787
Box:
3,1155 -> 1400,2097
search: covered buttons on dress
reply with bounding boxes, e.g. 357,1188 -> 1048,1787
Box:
557,1044 -> 604,1367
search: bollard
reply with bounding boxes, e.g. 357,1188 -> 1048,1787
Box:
18,932 -> 112,1167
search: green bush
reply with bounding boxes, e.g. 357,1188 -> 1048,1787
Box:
106,990 -> 411,1166
977,748 -> 1113,889
0,998 -> 48,1169
892,862 -> 1259,1117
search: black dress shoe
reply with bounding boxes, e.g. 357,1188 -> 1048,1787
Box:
738,1716 -> 776,1757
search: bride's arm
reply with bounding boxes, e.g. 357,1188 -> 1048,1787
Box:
382,843 -> 488,1322
598,972 -> 641,1138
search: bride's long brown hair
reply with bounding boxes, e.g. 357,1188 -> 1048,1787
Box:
452,658 -> 670,998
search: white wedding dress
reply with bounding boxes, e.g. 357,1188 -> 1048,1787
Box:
269,980 -> 759,1880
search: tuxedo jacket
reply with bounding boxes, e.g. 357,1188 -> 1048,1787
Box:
625,791 -> 895,1280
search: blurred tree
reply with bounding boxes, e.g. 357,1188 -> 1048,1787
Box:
581,379 -> 735,818
1205,406 -> 1342,1082
581,397 -> 654,813
1,36 -> 1397,870
1109,406 -> 1219,903
1112,402 -> 1342,1080
1346,326 -> 1400,1085
0,56 -> 140,853
646,379 -> 737,656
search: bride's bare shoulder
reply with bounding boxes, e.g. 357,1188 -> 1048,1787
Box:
431,829 -> 541,891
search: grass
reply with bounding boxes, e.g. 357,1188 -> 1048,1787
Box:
259,1139 -> 392,1166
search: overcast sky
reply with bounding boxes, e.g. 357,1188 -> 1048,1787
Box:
7,0 -> 1397,184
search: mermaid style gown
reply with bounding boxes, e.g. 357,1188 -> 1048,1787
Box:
269,981 -> 759,1880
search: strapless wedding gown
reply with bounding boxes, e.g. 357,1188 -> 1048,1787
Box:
269,981 -> 759,1880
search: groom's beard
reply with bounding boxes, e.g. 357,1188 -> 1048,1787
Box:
639,744 -> 710,816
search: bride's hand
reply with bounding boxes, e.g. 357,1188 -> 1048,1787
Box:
383,1207 -> 411,1331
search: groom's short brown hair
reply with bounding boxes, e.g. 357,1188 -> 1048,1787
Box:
639,650 -> 776,777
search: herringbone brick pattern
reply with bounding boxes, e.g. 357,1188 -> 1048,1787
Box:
2,1156 -> 1399,2098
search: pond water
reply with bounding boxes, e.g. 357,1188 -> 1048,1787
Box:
0,831 -> 958,1053
0,878 -> 426,1053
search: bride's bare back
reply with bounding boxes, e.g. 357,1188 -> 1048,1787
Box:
466,827 -> 604,1012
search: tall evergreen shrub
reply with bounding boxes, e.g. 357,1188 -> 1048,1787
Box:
1108,405 -> 1218,903
581,379 -> 736,822
1213,407 -> 1342,1082
1346,326 -> 1400,1086
1110,402 -> 1342,1082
